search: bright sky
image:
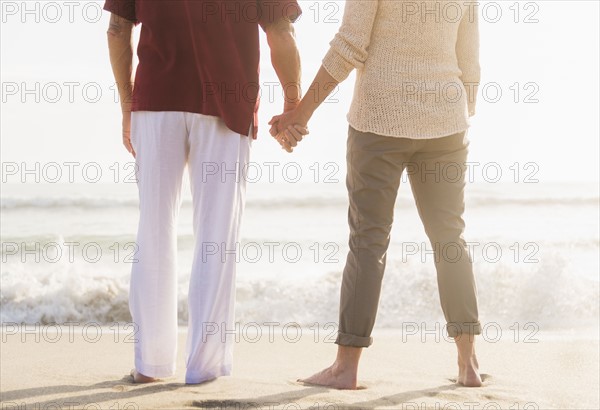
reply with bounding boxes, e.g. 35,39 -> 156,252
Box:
1,0 -> 598,184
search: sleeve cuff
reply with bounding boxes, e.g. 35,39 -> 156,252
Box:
468,101 -> 476,117
322,47 -> 355,84
467,92 -> 478,117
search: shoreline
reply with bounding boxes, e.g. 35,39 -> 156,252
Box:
1,327 -> 598,409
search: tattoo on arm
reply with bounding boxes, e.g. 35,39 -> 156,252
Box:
265,17 -> 294,36
108,14 -> 133,36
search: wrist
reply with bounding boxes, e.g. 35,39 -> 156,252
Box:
295,100 -> 314,123
283,82 -> 301,100
283,100 -> 299,112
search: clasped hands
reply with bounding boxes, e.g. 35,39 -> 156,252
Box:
268,104 -> 311,153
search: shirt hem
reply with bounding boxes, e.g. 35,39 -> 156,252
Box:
131,107 -> 253,138
347,117 -> 471,140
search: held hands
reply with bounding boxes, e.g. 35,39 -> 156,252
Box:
269,104 -> 311,153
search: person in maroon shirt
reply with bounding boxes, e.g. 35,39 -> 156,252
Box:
105,0 -> 302,384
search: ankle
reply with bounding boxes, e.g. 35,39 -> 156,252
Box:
458,355 -> 477,367
334,346 -> 362,371
332,359 -> 359,375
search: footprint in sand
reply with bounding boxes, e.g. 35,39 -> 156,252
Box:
291,379 -> 368,390
447,374 -> 493,385
112,384 -> 130,392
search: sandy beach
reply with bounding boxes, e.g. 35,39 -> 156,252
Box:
2,0 -> 599,408
1,326 -> 598,409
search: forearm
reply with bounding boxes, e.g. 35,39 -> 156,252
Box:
268,66 -> 338,151
289,0 -> 376,121
267,23 -> 301,110
107,17 -> 134,114
295,65 -> 338,123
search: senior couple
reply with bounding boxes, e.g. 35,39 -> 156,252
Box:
105,0 -> 482,389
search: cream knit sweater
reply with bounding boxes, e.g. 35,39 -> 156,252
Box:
322,0 -> 481,139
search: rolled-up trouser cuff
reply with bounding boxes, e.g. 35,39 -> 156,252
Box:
446,321 -> 482,338
335,332 -> 373,348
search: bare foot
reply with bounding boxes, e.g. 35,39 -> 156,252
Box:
299,363 -> 358,390
130,369 -> 158,384
299,345 -> 362,390
457,353 -> 482,387
454,335 -> 482,387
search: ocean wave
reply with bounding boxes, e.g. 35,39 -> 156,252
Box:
468,196 -> 599,207
1,196 -> 139,210
1,253 -> 598,330
2,194 -> 598,211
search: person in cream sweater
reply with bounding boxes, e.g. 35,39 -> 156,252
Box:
270,0 -> 483,389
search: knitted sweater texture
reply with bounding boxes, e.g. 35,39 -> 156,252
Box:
322,0 -> 481,138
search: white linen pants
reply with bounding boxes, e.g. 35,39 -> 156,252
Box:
129,111 -> 251,384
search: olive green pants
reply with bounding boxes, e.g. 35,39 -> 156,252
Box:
337,126 -> 481,347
